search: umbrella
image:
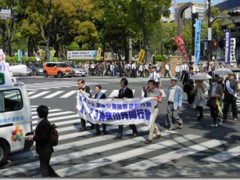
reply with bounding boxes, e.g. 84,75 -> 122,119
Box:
213,68 -> 233,76
190,73 -> 212,80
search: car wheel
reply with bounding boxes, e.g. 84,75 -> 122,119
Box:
0,141 -> 9,166
57,72 -> 63,78
44,71 -> 48,78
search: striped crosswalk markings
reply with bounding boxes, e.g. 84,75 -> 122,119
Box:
27,89 -> 158,99
0,105 -> 238,177
124,139 -> 227,171
29,91 -> 50,99
202,146 -> 240,163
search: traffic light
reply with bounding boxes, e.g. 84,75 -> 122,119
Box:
13,13 -> 28,21
228,11 -> 240,17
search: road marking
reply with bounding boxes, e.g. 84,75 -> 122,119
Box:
29,91 -> 50,99
1,130 -> 174,177
32,119 -> 80,129
60,91 -> 77,98
43,91 -> 64,99
56,134 -> 200,177
11,126 -> 158,161
124,139 -> 227,171
32,111 -> 75,120
31,109 -> 62,115
202,146 -> 240,163
27,91 -> 36,96
32,114 -> 79,125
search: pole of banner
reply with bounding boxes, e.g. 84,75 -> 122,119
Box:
207,0 -> 212,70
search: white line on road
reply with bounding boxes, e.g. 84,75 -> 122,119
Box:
56,134 -> 200,177
32,114 -> 79,125
60,91 -> 77,98
124,139 -> 227,171
32,111 -> 75,120
31,109 -> 62,115
2,130 -> 175,177
29,91 -> 50,99
43,91 -> 64,99
202,146 -> 240,163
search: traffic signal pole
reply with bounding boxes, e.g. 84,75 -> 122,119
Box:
207,0 -> 212,67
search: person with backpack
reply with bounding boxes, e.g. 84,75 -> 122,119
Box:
94,85 -> 107,135
28,105 -> 59,177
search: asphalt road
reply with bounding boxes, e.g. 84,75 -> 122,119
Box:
1,75 -> 240,178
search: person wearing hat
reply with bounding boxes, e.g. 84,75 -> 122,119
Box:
166,77 -> 183,130
223,73 -> 238,122
149,66 -> 162,88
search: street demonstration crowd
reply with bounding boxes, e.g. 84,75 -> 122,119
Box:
28,60 -> 239,177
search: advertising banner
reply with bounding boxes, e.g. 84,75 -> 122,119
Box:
194,19 -> 202,65
225,31 -> 231,64
67,50 -> 97,60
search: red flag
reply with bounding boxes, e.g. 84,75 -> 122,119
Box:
173,35 -> 189,63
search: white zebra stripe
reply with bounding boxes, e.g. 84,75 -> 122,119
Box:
56,134 -> 200,177
124,139 -> 227,170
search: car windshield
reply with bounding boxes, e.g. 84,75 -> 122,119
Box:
68,64 -> 80,68
33,64 -> 42,68
58,63 -> 68,67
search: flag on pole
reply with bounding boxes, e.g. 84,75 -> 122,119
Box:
194,19 -> 202,65
137,49 -> 145,64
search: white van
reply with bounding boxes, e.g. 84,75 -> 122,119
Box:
0,81 -> 33,166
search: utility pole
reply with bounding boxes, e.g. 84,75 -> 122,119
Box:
129,35 -> 133,63
207,0 -> 212,66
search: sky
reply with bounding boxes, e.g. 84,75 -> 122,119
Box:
176,0 -> 224,5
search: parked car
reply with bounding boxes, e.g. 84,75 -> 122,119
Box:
9,63 -> 30,76
43,62 -> 73,78
26,66 -> 32,76
28,63 -> 43,76
67,63 -> 87,77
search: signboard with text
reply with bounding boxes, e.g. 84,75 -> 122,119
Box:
67,50 -> 97,60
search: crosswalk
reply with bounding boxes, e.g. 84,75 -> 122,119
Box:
25,81 -> 108,90
1,105 -> 239,177
27,89 -> 166,99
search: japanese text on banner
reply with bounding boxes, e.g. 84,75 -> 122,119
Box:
76,91 -> 155,128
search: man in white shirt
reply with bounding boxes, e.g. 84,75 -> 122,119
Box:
110,62 -> 115,76
166,77 -> 183,130
175,63 -> 181,80
149,66 -> 162,88
164,62 -> 171,78
181,62 -> 189,81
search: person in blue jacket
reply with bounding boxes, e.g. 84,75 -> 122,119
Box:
166,77 -> 183,130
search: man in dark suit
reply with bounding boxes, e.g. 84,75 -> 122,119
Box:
28,105 -> 59,177
223,73 -> 239,122
182,67 -> 195,105
78,79 -> 94,131
94,85 -> 107,135
114,78 -> 138,139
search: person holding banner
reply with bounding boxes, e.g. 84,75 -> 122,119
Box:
166,77 -> 183,130
94,85 -> 107,135
114,78 -> 138,139
143,80 -> 162,144
78,79 -> 94,131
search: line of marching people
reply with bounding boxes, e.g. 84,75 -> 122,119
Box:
77,75 -> 184,144
182,67 -> 239,127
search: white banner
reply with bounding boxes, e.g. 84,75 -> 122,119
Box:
230,38 -> 236,63
76,91 -> 156,128
0,49 -> 14,86
67,51 -> 97,60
